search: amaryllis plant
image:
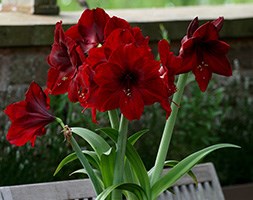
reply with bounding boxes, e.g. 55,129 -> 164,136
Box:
4,8 -> 239,200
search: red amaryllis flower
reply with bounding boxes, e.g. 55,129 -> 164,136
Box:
66,8 -> 110,54
47,21 -> 86,102
158,39 -> 181,96
180,17 -> 232,92
4,82 -> 55,147
47,21 -> 80,96
92,44 -> 171,120
180,16 -> 224,46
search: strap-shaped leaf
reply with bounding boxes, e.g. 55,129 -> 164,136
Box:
54,150 -> 100,176
70,136 -> 103,194
71,127 -> 110,157
96,183 -> 148,200
100,148 -> 116,188
69,168 -> 101,177
98,128 -> 151,198
148,160 -> 197,186
124,159 -> 138,184
69,169 -> 103,187
164,160 -> 198,185
128,129 -> 149,145
151,143 -> 240,198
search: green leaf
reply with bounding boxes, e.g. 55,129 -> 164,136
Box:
69,168 -> 101,176
100,148 -> 116,188
125,142 -> 151,196
164,160 -> 198,185
128,129 -> 149,145
71,127 -> 110,157
54,152 -> 77,176
96,183 -> 148,200
124,159 -> 138,184
148,160 -> 197,186
69,169 -> 104,189
98,128 -> 151,198
151,143 -> 240,198
164,160 -> 179,167
54,150 -> 100,176
69,168 -> 87,176
70,136 -> 103,194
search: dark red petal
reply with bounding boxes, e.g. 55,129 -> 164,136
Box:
204,52 -> 232,76
4,101 -> 27,122
161,100 -> 172,119
104,16 -> 131,39
108,44 -> 153,71
87,46 -> 107,67
187,17 -> 199,38
193,65 -> 212,92
131,27 -> 150,47
119,89 -> 144,120
207,40 -> 230,54
78,8 -> 110,44
179,48 -> 198,74
91,108 -> 98,124
65,24 -> 83,41
158,39 -> 171,67
6,123 -> 46,147
180,37 -> 196,53
95,63 -> 124,87
46,66 -> 76,95
96,89 -> 122,111
53,21 -> 62,42
68,75 -> 80,102
103,29 -> 135,58
25,82 -> 52,115
70,64 -> 90,103
158,39 -> 182,74
193,22 -> 219,41
211,17 -> 224,32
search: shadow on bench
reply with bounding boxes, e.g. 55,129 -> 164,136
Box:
0,163 -> 224,200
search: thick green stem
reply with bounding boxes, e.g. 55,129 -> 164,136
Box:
55,117 -> 102,195
108,110 -> 119,130
112,114 -> 129,199
150,73 -> 189,185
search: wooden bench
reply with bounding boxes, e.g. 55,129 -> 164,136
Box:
0,163 -> 224,200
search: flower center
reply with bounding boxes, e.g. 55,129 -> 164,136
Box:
197,61 -> 209,80
197,61 -> 209,71
120,71 -> 139,97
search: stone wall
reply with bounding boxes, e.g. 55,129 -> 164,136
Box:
0,47 -> 50,108
0,4 -> 253,121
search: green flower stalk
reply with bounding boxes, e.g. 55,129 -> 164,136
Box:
150,73 -> 189,185
108,110 -> 120,130
112,115 -> 129,199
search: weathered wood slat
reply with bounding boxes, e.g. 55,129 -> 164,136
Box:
0,163 -> 224,200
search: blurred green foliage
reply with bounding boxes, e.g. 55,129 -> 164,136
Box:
58,0 -> 253,11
